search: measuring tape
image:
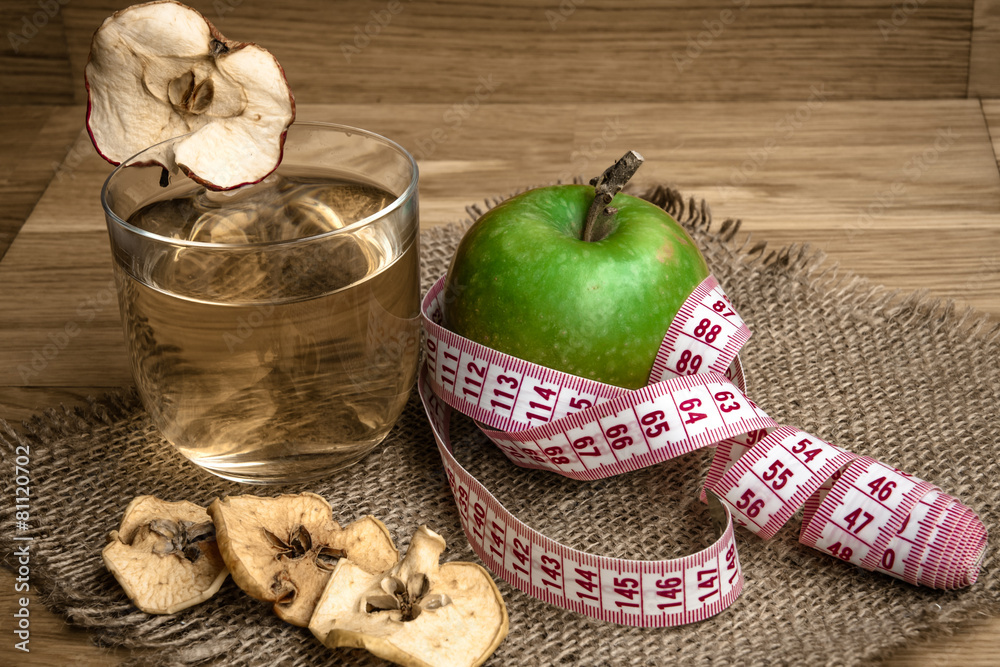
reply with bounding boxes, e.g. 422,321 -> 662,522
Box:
418,274 -> 987,627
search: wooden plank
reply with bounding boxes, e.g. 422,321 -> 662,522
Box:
62,0 -> 117,105
887,617 -> 1000,666
0,0 -> 74,104
731,227 -> 1000,315
969,0 -> 1000,97
63,0 -> 974,105
20,101 -> 999,237
983,99 -> 1000,169
0,55 -> 73,105
5,131 -> 117,237
0,106 -> 53,258
297,104 -> 576,226
573,100 -> 1000,230
0,386 -> 124,423
0,106 -> 86,261
0,570 -> 128,667
0,231 -> 126,388
15,103 -> 577,236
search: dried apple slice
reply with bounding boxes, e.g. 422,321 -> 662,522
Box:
85,0 -> 295,190
208,492 -> 398,627
309,526 -> 508,667
102,496 -> 229,614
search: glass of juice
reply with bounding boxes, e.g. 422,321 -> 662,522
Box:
101,122 -> 420,484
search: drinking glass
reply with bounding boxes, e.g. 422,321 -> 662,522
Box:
102,122 -> 420,483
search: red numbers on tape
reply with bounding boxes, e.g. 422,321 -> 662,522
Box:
481,376 -> 776,481
421,372 -> 744,628
676,349 -> 702,375
707,427 -> 856,539
420,273 -> 986,629
798,456 -> 944,577
647,276 -> 752,390
425,321 -> 619,434
705,429 -> 985,589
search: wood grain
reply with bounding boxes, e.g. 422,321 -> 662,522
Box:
0,386 -> 123,423
0,106 -> 53,258
0,572 -> 128,667
983,99 -> 1000,167
969,0 -> 1000,96
886,617 -> 1000,666
0,0 -> 74,104
1,97 -> 999,665
573,100 -> 1000,229
58,0 -> 977,106
0,106 -> 84,261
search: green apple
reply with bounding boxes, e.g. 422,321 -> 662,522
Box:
443,184 -> 709,389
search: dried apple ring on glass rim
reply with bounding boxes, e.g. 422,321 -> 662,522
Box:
85,0 -> 295,190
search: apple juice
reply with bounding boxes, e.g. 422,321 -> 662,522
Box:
115,174 -> 420,483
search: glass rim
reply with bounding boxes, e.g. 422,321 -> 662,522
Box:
100,121 -> 419,250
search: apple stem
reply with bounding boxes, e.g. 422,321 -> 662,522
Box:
582,150 -> 644,242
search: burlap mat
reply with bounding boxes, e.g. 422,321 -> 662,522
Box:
2,186 -> 998,666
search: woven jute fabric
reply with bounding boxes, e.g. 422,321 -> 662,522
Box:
2,186 -> 998,666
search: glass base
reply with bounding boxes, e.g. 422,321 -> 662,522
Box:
176,436 -> 389,485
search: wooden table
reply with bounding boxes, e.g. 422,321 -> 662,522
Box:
2,101 -> 999,664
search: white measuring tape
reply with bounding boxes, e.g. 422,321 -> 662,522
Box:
418,274 -> 987,627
